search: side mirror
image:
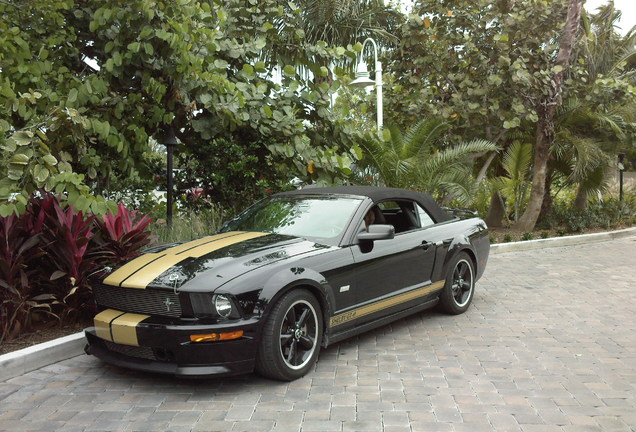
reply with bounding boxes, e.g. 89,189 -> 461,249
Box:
357,224 -> 395,241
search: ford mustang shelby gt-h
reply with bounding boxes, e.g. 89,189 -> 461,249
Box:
84,186 -> 490,381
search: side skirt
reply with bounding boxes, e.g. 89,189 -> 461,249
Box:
322,297 -> 439,347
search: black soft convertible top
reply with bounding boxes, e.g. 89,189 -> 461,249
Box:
278,186 -> 452,223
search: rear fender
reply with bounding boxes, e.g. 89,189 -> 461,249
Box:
441,235 -> 477,276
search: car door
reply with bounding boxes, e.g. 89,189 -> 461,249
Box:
348,200 -> 439,326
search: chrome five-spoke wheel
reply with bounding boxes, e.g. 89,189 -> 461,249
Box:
439,252 -> 475,315
278,299 -> 319,370
256,289 -> 323,381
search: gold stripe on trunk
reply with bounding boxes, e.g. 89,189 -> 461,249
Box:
329,280 -> 445,328
110,313 -> 150,347
94,309 -> 125,342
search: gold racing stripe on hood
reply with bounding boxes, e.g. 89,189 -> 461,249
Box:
103,253 -> 163,287
102,231 -> 242,288
103,231 -> 270,289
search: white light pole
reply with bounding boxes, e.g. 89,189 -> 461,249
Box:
350,38 -> 383,137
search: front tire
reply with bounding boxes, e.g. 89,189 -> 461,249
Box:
438,252 -> 475,315
256,289 -> 323,381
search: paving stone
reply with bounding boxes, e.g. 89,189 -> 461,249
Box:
2,237 -> 636,431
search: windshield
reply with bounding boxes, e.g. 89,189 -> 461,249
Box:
221,195 -> 363,241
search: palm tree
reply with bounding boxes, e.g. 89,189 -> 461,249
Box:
293,0 -> 403,48
494,141 -> 534,222
266,0 -> 403,78
551,100 -> 615,209
581,2 -> 636,84
548,3 -> 636,210
359,119 -> 498,205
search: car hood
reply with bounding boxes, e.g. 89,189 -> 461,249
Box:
102,231 -> 331,292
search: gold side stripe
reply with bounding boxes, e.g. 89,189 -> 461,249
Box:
329,280 -> 445,328
102,231 -> 270,289
111,313 -> 150,346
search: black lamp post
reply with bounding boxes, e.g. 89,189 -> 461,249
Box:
618,153 -> 625,202
160,126 -> 178,228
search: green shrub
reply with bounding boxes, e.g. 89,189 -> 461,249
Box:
150,205 -> 227,244
521,232 -> 534,241
503,233 -> 514,243
540,231 -> 550,239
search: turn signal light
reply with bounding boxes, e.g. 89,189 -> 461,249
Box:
190,330 -> 244,343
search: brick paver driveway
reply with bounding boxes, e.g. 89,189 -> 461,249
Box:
1,236 -> 635,432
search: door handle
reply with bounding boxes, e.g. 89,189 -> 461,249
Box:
420,241 -> 434,250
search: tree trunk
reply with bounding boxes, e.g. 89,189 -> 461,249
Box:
486,192 -> 506,227
515,116 -> 553,231
475,151 -> 497,186
574,186 -> 588,209
538,166 -> 554,223
514,0 -> 583,232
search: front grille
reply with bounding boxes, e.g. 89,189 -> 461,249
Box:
104,341 -> 155,361
93,284 -> 182,318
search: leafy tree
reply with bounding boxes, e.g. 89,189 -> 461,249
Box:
539,3 -> 636,215
0,0 -> 363,216
386,0 -> 567,144
515,0 -> 585,231
385,0 -> 604,229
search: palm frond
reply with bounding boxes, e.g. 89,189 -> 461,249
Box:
501,141 -> 533,183
401,118 -> 450,158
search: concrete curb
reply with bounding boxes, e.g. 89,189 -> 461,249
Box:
490,226 -> 636,254
0,332 -> 85,382
2,226 -> 635,382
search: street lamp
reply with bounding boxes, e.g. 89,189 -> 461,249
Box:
160,125 -> 178,228
350,38 -> 383,137
618,153 -> 625,202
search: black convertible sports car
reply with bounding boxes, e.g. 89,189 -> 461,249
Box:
85,186 -> 489,380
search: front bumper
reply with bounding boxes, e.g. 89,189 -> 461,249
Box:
84,313 -> 261,377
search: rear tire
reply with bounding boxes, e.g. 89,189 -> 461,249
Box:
438,252 -> 475,315
255,289 -> 323,381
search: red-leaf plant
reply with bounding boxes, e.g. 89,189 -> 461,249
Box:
39,198 -> 99,321
92,202 -> 153,266
0,212 -> 50,343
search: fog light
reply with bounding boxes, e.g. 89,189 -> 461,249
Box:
214,295 -> 233,318
190,330 -> 244,342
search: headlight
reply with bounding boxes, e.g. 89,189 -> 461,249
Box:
214,295 -> 233,318
190,293 -> 239,319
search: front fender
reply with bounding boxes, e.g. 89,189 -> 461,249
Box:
217,265 -> 336,341
258,267 -> 335,333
